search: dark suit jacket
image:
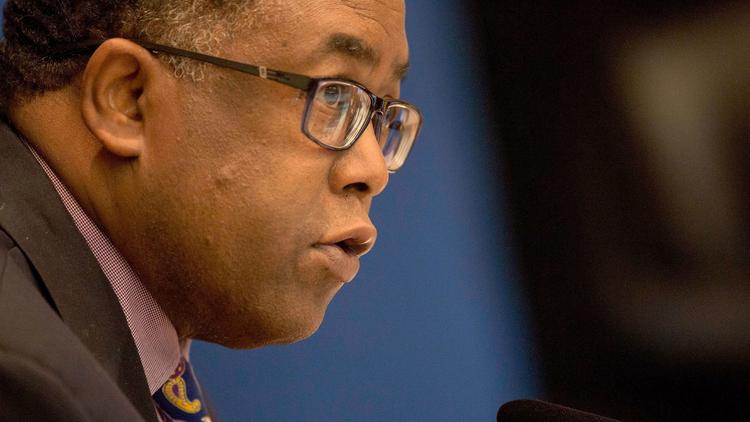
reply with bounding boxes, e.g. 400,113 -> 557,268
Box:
0,122 -> 158,421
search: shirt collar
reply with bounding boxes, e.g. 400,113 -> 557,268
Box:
26,144 -> 183,394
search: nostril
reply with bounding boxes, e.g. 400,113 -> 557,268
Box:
345,182 -> 369,193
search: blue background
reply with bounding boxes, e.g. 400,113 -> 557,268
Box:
1,1 -> 540,420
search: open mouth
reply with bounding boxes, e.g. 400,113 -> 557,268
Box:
335,241 -> 355,255
318,223 -> 377,258
334,239 -> 372,257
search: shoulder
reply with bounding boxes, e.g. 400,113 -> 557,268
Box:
0,229 -> 88,420
0,229 -> 84,420
0,228 -> 59,328
0,228 -> 146,422
0,349 -> 90,421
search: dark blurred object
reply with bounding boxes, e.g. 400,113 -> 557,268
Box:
497,400 -> 621,422
470,1 -> 750,421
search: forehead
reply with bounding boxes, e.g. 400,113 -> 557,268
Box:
250,0 -> 408,67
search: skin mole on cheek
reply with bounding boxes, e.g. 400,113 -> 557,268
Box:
214,164 -> 242,189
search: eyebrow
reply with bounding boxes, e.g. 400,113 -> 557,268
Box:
316,33 -> 410,81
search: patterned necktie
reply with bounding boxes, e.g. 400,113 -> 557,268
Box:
153,357 -> 212,422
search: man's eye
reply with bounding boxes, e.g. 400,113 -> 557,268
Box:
322,85 -> 343,106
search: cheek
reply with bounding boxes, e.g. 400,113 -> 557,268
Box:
153,91 -> 325,249
132,85 -> 347,345
185,147 -> 332,272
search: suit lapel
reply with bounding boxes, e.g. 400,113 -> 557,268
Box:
0,122 -> 158,422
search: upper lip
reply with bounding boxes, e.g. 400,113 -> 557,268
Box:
317,223 -> 377,257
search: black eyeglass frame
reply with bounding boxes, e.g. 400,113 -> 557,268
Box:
57,39 -> 423,171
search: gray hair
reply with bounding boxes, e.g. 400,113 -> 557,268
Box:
129,0 -> 268,81
0,0 -> 270,115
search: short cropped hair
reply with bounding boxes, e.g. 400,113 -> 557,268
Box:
0,0 -> 262,117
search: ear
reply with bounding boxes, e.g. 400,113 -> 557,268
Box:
80,38 -> 162,158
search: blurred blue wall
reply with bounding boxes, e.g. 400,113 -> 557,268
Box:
0,1 -> 541,420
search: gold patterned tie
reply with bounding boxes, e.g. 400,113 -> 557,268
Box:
153,357 -> 213,422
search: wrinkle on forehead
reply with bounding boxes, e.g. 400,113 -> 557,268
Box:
228,0 -> 408,81
340,0 -> 405,34
248,0 -> 405,45
341,0 -> 404,14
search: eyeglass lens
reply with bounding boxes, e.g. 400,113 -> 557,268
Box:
305,80 -> 420,172
377,104 -> 420,172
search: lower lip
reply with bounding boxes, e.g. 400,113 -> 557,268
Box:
313,244 -> 360,283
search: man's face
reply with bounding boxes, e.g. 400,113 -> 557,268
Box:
108,0 -> 408,348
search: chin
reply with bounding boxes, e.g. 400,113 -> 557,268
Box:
199,305 -> 328,350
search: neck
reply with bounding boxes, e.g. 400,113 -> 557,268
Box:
9,89 -> 107,230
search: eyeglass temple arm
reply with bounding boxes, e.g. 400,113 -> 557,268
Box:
53,39 -> 313,92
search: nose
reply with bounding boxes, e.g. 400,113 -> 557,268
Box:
329,122 -> 389,198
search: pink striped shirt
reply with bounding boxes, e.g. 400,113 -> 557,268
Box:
27,145 -> 182,397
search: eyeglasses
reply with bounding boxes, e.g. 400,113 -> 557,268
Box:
61,39 -> 423,173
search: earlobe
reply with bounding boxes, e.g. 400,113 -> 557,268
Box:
80,39 -> 157,158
